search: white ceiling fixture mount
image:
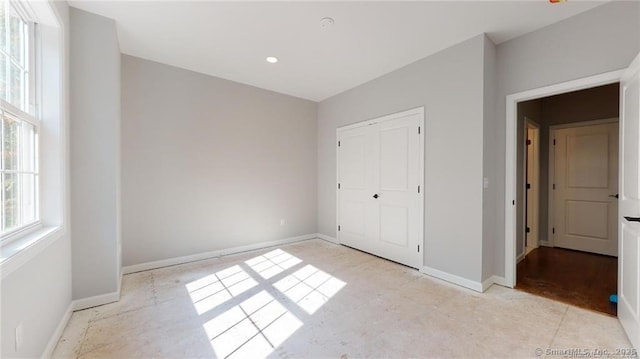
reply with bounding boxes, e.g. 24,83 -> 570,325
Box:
266,56 -> 278,64
320,17 -> 334,29
69,1 -> 610,102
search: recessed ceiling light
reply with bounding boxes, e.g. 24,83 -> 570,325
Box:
266,56 -> 278,64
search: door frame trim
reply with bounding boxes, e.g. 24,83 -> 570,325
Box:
504,71 -> 624,288
547,118 -> 620,251
336,106 -> 425,269
524,119 -> 540,256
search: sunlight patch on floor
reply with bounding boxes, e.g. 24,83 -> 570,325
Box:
186,265 -> 258,315
203,290 -> 303,358
274,264 -> 346,314
245,249 -> 303,279
186,249 -> 346,358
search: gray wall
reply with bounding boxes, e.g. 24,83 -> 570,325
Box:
541,84 -> 619,126
491,1 -> 640,277
70,8 -> 121,299
1,1 -> 72,357
482,36 -> 498,280
318,35 -> 487,282
121,55 -> 317,266
1,239 -> 72,357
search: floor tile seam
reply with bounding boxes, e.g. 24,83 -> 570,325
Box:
150,271 -> 159,305
90,302 -> 161,323
76,337 -> 120,358
548,305 -> 570,349
75,319 -> 96,359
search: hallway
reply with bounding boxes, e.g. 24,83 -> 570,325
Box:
517,247 -> 617,316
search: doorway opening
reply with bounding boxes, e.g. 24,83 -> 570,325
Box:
513,83 -> 620,316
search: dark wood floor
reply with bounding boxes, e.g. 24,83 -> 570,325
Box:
516,246 -> 617,316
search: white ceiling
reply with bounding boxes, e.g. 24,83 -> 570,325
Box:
69,1 -> 608,102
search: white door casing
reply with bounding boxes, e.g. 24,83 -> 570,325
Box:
551,121 -> 619,256
525,122 -> 540,253
337,107 -> 424,269
618,52 -> 640,350
503,59 -> 639,347
504,70 -> 623,288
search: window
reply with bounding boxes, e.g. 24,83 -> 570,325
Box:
1,0 -> 38,239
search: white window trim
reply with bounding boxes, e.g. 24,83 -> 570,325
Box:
0,0 -> 67,278
0,218 -> 41,242
0,8 -> 41,242
0,98 -> 38,126
0,226 -> 60,279
1,0 -> 35,114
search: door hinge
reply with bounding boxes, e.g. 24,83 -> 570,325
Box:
338,225 -> 341,231
526,139 -> 531,145
417,245 -> 420,253
338,183 -> 341,189
526,227 -> 530,233
512,200 -> 515,205
553,139 -> 556,146
553,184 -> 556,190
418,185 -> 420,193
552,227 -> 555,234
526,183 -> 531,190
338,141 -> 341,147
418,126 -> 421,134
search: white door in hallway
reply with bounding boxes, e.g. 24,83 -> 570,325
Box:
552,122 -> 619,256
337,108 -> 424,269
618,52 -> 640,350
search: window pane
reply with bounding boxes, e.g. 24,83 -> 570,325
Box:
2,172 -> 19,232
8,6 -> 24,66
0,2 -> 6,52
19,173 -> 35,224
0,1 -> 37,237
0,115 -> 38,236
20,121 -> 35,172
0,54 -> 6,102
9,62 -> 24,109
2,114 -> 19,171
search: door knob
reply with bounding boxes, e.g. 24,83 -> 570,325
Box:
609,194 -> 619,199
373,194 -> 379,199
624,216 -> 640,223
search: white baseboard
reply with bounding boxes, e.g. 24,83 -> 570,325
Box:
42,269 -> 125,357
72,290 -> 120,311
481,275 -> 508,291
122,233 -> 317,275
316,233 -> 338,244
420,266 -> 483,293
516,252 -> 525,264
492,275 -> 507,287
41,301 -> 73,359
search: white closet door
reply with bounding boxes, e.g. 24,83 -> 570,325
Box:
337,108 -> 423,269
337,125 -> 373,250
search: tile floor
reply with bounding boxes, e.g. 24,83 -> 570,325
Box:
52,239 -> 633,359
